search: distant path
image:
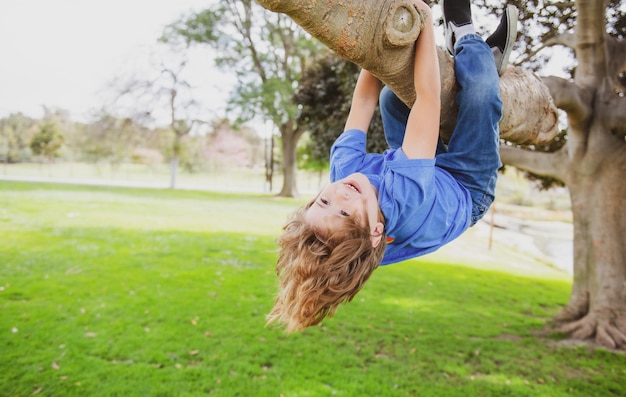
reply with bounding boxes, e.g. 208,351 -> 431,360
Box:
423,210 -> 573,277
489,213 -> 574,274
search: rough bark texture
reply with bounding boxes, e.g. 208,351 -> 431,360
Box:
278,119 -> 304,197
256,0 -> 560,145
500,0 -> 626,349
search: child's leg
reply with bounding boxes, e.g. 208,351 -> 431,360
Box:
435,34 -> 502,226
435,0 -> 516,226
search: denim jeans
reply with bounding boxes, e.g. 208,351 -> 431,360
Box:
379,34 -> 502,225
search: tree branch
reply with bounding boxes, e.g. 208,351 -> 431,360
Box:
542,75 -> 593,132
499,144 -> 568,183
545,32 -> 576,49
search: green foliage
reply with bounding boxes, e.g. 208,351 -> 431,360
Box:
79,113 -> 146,165
295,54 -> 388,166
0,113 -> 38,163
1,181 -> 625,396
471,1 -> 625,75
29,122 -> 65,161
164,0 -> 323,128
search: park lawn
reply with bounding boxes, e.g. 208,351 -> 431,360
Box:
0,181 -> 624,397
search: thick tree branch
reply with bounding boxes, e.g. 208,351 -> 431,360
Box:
499,144 -> 568,183
545,32 -> 576,49
256,0 -> 561,146
542,75 -> 593,132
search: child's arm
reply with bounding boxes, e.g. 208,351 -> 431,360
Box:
402,0 -> 441,159
344,69 -> 383,134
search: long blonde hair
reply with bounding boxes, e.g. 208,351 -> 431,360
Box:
266,201 -> 386,332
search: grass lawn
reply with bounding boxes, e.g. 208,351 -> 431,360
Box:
1,181 -> 624,396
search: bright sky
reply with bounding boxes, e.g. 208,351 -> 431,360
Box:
0,0 -> 233,123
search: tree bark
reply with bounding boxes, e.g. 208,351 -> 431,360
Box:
501,130 -> 626,349
499,10 -> 626,347
277,119 -> 303,197
256,0 -> 560,145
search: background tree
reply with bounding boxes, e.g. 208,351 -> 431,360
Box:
80,112 -> 145,175
258,0 -> 626,349
0,113 -> 38,166
30,122 -> 65,166
108,44 -> 205,189
164,0 -> 324,197
203,118 -> 264,171
295,53 -> 387,167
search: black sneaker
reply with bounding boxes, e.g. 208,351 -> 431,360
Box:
442,0 -> 473,56
486,5 -> 518,75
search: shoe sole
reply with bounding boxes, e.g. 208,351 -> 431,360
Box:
496,5 -> 518,75
441,0 -> 455,55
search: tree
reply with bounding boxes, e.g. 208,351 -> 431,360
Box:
164,0 -> 324,197
0,113 -> 38,165
107,44 -> 205,189
257,0 -> 626,349
0,118 -> 19,167
30,122 -> 64,163
80,112 -> 144,173
295,53 -> 387,165
499,0 -> 626,350
203,118 -> 264,171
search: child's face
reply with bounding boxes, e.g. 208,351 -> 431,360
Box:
305,172 -> 383,247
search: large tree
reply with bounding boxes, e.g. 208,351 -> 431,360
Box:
165,0 -> 323,197
500,0 -> 626,350
257,0 -> 626,349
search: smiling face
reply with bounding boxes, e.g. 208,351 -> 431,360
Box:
304,172 -> 384,247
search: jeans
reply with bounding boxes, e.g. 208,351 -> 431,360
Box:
379,34 -> 502,226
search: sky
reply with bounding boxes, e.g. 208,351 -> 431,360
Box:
0,1 -> 574,130
0,0 -> 234,124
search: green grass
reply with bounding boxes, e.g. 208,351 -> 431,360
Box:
1,181 -> 624,397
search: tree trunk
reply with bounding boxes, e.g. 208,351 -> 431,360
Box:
256,0 -> 560,145
500,97 -> 626,349
169,156 -> 178,189
170,133 -> 182,189
277,119 -> 302,197
555,146 -> 626,349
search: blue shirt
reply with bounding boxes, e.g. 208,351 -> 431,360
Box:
330,129 -> 472,265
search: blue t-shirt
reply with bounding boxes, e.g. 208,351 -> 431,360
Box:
330,129 -> 472,265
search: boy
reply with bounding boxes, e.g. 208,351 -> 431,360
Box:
267,0 -> 518,332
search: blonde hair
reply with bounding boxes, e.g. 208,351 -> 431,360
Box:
266,200 -> 386,332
